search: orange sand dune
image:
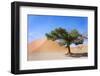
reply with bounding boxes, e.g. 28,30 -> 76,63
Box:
28,38 -> 88,60
28,38 -> 67,53
28,38 -> 46,53
28,38 -> 87,53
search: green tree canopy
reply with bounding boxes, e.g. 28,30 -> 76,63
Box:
45,27 -> 86,55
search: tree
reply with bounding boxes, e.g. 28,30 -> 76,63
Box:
45,27 -> 86,55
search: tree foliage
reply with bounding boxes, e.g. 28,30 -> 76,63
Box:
45,27 -> 87,54
45,27 -> 85,46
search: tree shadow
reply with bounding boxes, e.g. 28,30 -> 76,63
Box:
66,53 -> 88,58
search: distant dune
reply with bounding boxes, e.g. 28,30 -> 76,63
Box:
27,38 -> 88,60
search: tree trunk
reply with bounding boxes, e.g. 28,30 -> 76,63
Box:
67,45 -> 72,55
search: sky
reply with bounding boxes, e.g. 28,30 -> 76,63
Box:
28,15 -> 88,43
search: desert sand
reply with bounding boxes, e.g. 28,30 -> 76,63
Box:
28,38 -> 88,61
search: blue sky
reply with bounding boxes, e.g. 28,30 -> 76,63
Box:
28,15 -> 88,43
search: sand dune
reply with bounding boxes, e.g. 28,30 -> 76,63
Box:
28,38 -> 68,54
28,38 -> 87,53
28,38 -> 88,60
28,38 -> 46,53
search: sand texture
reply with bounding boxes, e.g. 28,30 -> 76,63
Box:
28,38 -> 88,61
